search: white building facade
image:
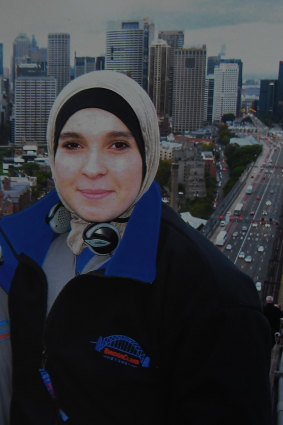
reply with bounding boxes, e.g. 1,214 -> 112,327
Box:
212,63 -> 239,122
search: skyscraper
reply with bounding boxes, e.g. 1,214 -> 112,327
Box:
48,33 -> 70,94
96,56 -> 105,70
205,74 -> 215,124
105,18 -> 154,90
0,44 -> 3,76
158,30 -> 184,114
172,46 -> 207,133
207,56 -> 221,75
74,56 -> 96,78
220,59 -> 243,117
14,68 -> 56,144
158,30 -> 184,50
258,79 -> 278,117
212,62 -> 239,122
277,61 -> 283,120
11,34 -> 32,89
148,39 -> 170,118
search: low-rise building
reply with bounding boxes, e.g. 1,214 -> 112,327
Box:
0,176 -> 32,215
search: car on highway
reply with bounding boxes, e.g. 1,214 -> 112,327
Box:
225,244 -> 232,251
245,255 -> 253,263
241,225 -> 248,232
220,220 -> 226,227
255,282 -> 262,291
232,231 -> 239,237
262,210 -> 268,216
257,245 -> 264,253
252,222 -> 258,228
256,195 -> 261,200
265,223 -> 271,228
239,251 -> 245,259
266,200 -> 272,206
249,211 -> 255,216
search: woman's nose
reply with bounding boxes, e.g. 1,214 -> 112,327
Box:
81,149 -> 107,177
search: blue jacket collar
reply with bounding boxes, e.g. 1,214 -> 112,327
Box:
0,182 -> 162,292
104,181 -> 161,283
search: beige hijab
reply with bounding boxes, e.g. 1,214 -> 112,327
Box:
47,71 -> 160,255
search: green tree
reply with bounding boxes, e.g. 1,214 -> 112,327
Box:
21,162 -> 40,176
217,124 -> 235,145
156,159 -> 171,195
221,113 -> 235,123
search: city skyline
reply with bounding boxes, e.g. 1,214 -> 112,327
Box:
1,0 -> 283,79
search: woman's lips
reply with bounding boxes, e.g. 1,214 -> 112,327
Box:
79,189 -> 113,200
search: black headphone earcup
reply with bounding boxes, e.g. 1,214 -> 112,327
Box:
83,223 -> 120,255
46,203 -> 71,234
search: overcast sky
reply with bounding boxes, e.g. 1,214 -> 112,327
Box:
1,0 -> 283,79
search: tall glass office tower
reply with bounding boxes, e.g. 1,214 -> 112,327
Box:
106,18 -> 154,91
0,44 -> 3,76
48,33 -> 70,95
172,46 -> 207,132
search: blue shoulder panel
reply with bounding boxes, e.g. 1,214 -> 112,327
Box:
104,181 -> 162,283
0,190 -> 60,293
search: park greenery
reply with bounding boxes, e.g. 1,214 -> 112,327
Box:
222,143 -> 262,196
217,123 -> 236,145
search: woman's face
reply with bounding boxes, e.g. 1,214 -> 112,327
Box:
54,108 -> 143,222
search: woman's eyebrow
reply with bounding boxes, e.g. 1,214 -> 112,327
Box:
59,131 -> 134,140
59,131 -> 82,140
106,130 -> 134,139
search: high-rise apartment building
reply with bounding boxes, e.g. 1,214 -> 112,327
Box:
158,30 -> 184,50
0,76 -> 9,124
207,56 -> 221,75
14,71 -> 56,144
30,47 -> 48,73
48,33 -> 70,94
205,74 -> 215,124
105,18 -> 154,90
74,56 -> 96,78
96,56 -> 105,70
277,61 -> 283,120
212,62 -> 239,122
0,44 -> 3,76
148,39 -> 170,118
158,30 -> 184,114
172,46 -> 206,133
220,59 -> 243,117
11,34 -> 32,88
258,79 -> 278,117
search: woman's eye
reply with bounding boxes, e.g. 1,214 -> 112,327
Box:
111,141 -> 129,150
61,142 -> 81,150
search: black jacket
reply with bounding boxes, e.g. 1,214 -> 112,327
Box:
1,184 -> 272,425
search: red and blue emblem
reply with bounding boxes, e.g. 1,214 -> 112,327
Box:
90,335 -> 151,368
0,319 -> 10,341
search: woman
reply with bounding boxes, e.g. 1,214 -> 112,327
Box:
0,70 -> 271,424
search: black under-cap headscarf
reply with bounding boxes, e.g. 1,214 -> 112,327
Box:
54,88 -> 146,173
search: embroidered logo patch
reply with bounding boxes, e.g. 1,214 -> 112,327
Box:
0,319 -> 10,342
90,335 -> 150,368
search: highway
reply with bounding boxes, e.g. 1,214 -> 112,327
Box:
210,136 -> 283,294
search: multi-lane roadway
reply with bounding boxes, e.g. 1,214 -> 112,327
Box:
211,139 -> 283,293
